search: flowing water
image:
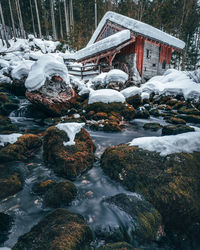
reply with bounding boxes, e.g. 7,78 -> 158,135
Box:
0,98 -> 196,249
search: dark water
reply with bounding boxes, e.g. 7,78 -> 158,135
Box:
0,98 -> 198,249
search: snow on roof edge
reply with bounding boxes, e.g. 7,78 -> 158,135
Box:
87,11 -> 185,50
75,29 -> 131,61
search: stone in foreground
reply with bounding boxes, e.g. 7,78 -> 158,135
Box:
12,208 -> 93,250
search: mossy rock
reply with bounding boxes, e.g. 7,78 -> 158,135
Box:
126,94 -> 142,109
135,107 -> 149,119
12,208 -> 93,250
0,115 -> 19,134
32,179 -> 56,195
101,145 -> 200,232
166,98 -> 179,106
43,126 -> 95,179
0,134 -> 42,162
162,125 -> 194,135
149,108 -> 160,117
43,180 -> 77,208
104,193 -> 162,243
0,212 -> 13,244
177,114 -> 200,124
143,123 -> 162,131
0,164 -> 23,200
99,242 -> 136,249
178,106 -> 200,116
165,117 -> 186,125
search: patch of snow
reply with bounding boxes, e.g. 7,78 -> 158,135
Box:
141,92 -> 150,100
121,86 -> 141,98
0,58 -> 9,68
0,248 -> 11,250
56,122 -> 85,146
0,133 -> 22,147
129,131 -> 200,156
88,89 -> 125,104
105,69 -> 128,83
75,30 -> 131,61
141,69 -> 200,101
92,73 -> 107,86
88,11 -> 185,50
25,54 -> 70,91
11,60 -> 34,80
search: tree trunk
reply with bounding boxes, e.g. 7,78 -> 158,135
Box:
0,18 -> 5,46
15,0 -> 25,38
50,0 -> 57,40
59,0 -> 63,39
34,0 -> 42,38
95,0 -> 97,29
8,0 -> 16,41
70,0 -> 74,29
64,0 -> 70,36
0,2 -> 10,47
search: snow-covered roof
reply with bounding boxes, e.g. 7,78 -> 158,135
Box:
88,11 -> 185,50
75,30 -> 131,61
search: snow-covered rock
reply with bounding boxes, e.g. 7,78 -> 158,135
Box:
88,89 -> 125,104
0,58 -> 9,68
121,86 -> 141,98
129,131 -> 200,156
25,54 -> 69,91
56,122 -> 85,146
0,133 -> 22,147
141,69 -> 200,101
105,69 -> 128,84
11,60 -> 34,80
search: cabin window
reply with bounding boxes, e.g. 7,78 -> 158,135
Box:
153,63 -> 156,67
162,60 -> 166,69
144,67 -> 147,71
146,49 -> 151,59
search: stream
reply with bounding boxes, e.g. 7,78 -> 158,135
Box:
0,98 -> 196,249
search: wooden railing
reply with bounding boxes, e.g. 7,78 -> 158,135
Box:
67,64 -> 101,80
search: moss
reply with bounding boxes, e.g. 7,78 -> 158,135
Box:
32,179 -> 56,195
0,164 -> 23,200
43,126 -> 95,179
13,208 -> 93,250
165,117 -> 186,125
44,181 -> 77,208
178,106 -> 200,115
0,115 -> 19,134
162,124 -> 194,135
101,145 -> 200,233
126,94 -> 142,108
0,134 -> 42,162
143,123 -> 162,131
99,242 -> 136,249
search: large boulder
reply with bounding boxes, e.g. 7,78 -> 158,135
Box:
162,124 -> 194,135
102,193 -> 162,243
99,242 -> 136,250
0,134 -> 42,162
43,123 -> 95,179
26,77 -> 77,116
101,144 -> 200,233
12,208 -> 93,250
0,115 -> 18,134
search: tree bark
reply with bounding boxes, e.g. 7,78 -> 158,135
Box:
0,2 -> 10,47
95,0 -> 97,29
50,0 -> 57,40
70,0 -> 74,29
15,0 -> 25,38
8,0 -> 17,41
64,0 -> 70,36
34,0 -> 42,38
59,0 -> 63,39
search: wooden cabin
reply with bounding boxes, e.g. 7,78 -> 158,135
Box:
75,11 -> 185,82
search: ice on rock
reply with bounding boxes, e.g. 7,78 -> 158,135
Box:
129,131 -> 200,156
141,92 -> 150,100
56,122 -> 85,146
25,54 -> 70,91
88,89 -> 125,104
0,133 -> 22,147
121,86 -> 141,98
